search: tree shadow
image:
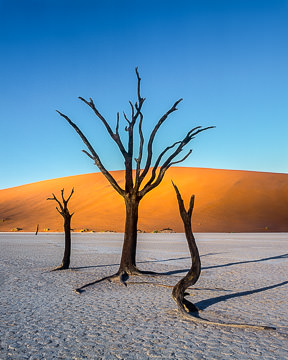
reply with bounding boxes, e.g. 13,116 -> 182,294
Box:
195,280 -> 288,311
203,253 -> 288,270
157,252 -> 288,276
71,252 -> 288,273
71,253 -> 218,270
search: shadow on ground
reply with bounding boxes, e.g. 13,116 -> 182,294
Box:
156,253 -> 288,276
71,253 -> 218,270
71,253 -> 288,277
195,280 -> 288,310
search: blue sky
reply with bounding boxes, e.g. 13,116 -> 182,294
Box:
0,0 -> 287,189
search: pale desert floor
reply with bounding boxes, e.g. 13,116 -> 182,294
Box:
0,233 -> 287,360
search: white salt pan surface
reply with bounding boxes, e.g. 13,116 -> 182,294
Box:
0,233 -> 288,359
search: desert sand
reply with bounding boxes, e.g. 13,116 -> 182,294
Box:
1,232 -> 287,359
0,167 -> 288,233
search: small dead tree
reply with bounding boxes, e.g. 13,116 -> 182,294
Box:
47,188 -> 74,270
57,68 -> 213,282
172,182 -> 201,314
171,183 -> 275,330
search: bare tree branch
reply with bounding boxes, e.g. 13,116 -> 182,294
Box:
66,188 -> 75,203
171,181 -> 195,223
82,150 -> 94,160
124,67 -> 146,192
123,111 -> 131,125
135,67 -> 142,106
133,68 -> 145,125
169,149 -> 192,167
57,110 -> 97,158
116,113 -> 120,135
60,188 -> 66,205
78,96 -> 127,157
78,97 -> 113,135
57,110 -> 125,197
129,101 -> 135,120
47,193 -> 64,213
134,112 -> 144,190
138,98 -> 183,187
141,141 -> 181,190
152,149 -> 193,190
140,125 -> 215,196
160,126 -> 215,171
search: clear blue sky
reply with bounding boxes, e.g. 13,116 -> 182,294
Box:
0,0 -> 287,189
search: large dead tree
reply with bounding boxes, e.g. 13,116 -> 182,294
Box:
47,188 -> 74,270
57,68 -> 213,278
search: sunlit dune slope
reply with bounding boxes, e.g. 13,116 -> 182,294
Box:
0,167 -> 287,232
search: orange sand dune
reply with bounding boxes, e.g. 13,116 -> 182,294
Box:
0,167 -> 287,232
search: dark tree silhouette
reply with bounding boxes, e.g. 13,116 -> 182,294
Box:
172,182 -> 201,313
57,68 -> 213,280
171,183 -> 275,330
47,188 -> 74,270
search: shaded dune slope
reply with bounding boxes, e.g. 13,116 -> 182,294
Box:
0,167 -> 287,232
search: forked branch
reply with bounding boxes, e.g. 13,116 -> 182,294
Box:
47,192 -> 64,215
138,98 -> 183,188
78,96 -> 127,157
140,125 -> 215,196
47,188 -> 75,218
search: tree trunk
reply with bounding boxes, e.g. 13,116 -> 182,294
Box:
172,185 -> 201,313
172,219 -> 201,312
119,196 -> 140,273
61,215 -> 71,269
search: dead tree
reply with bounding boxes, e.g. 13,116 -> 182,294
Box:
171,183 -> 275,330
172,182 -> 201,313
47,188 -> 74,270
57,68 -> 214,280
